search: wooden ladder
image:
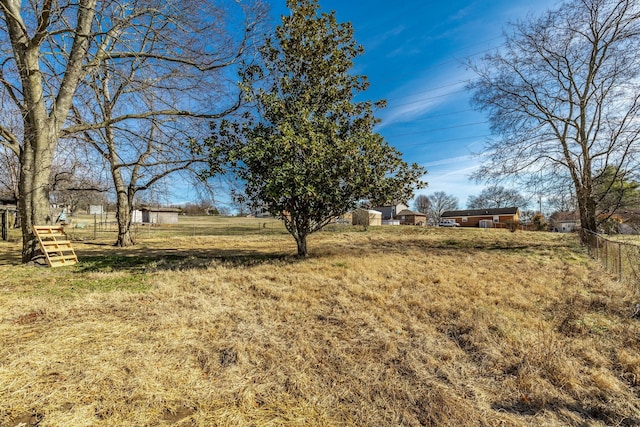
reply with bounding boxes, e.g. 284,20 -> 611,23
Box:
32,225 -> 78,267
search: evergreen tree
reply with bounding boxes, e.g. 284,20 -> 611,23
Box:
215,0 -> 425,256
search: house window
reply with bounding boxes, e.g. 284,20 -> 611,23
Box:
493,216 -> 500,223
462,217 -> 468,222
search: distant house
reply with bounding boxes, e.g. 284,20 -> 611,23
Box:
0,197 -> 17,241
372,203 -> 408,220
352,209 -> 382,227
557,220 -> 580,233
88,205 -> 104,215
616,209 -> 640,234
132,209 -> 143,224
440,207 -> 520,228
397,209 -> 427,226
141,207 -> 180,224
550,211 -> 580,233
0,196 -> 17,209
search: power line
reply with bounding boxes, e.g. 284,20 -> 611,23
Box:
390,134 -> 492,148
387,88 -> 469,108
365,35 -> 506,85
383,121 -> 489,138
407,108 -> 477,122
374,108 -> 478,128
382,80 -> 466,102
364,39 -> 506,88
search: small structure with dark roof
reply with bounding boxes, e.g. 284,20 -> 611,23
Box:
397,209 -> 427,226
440,207 -> 520,228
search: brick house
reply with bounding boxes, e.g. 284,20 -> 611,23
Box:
397,209 -> 427,226
440,207 -> 520,228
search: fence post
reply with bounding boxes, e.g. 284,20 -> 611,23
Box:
93,214 -> 97,239
585,229 -> 638,286
618,243 -> 622,281
1,210 -> 7,241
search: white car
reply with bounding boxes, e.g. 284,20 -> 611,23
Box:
439,219 -> 460,227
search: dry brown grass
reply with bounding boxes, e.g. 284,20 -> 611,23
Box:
1,227 -> 639,426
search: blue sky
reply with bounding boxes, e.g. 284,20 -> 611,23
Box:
170,0 -> 560,209
265,0 -> 560,209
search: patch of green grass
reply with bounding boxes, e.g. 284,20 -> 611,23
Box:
66,274 -> 150,295
0,259 -> 150,299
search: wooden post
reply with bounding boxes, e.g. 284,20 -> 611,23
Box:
94,214 -> 97,239
1,209 -> 7,241
618,243 -> 623,281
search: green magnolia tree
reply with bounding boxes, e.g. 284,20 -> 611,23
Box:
214,0 -> 425,257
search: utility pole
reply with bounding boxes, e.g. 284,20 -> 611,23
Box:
538,195 -> 542,214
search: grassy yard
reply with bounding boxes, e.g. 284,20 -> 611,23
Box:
1,227 -> 639,426
55,214 -> 289,243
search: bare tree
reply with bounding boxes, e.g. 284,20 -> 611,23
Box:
468,0 -> 640,243
413,194 -> 431,214
0,145 -> 18,200
467,185 -> 529,209
427,191 -> 458,225
0,0 -> 266,261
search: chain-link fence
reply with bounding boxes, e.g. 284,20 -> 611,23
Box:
583,229 -> 640,291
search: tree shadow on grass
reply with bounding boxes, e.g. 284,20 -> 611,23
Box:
75,244 -> 300,273
0,241 -> 22,265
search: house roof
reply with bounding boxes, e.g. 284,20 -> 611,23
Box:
441,207 -> 520,218
141,206 -> 180,213
0,196 -> 17,206
551,211 -> 580,221
372,202 -> 408,209
355,208 -> 382,215
613,209 -> 640,222
397,209 -> 426,216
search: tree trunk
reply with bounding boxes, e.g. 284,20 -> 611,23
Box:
3,0 -> 97,263
577,187 -> 598,245
295,233 -> 308,257
115,196 -> 134,247
19,130 -> 56,263
112,164 -> 136,247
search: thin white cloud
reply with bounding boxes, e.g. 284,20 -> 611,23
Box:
449,3 -> 478,22
366,25 -> 407,51
417,154 -> 484,204
422,154 -> 475,168
377,69 -> 471,129
440,164 -> 479,178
